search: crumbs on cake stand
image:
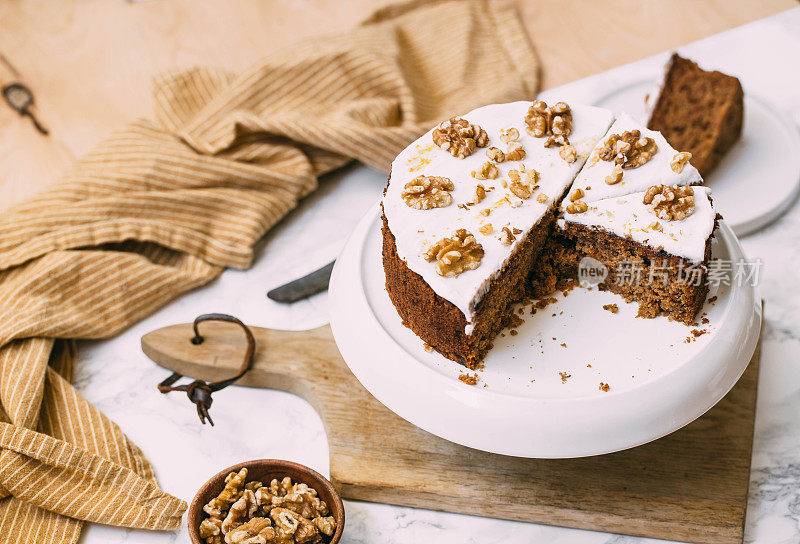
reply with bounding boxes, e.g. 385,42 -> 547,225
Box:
458,372 -> 479,386
683,328 -> 708,343
602,303 -> 619,314
559,371 -> 571,384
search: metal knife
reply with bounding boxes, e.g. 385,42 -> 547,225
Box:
267,261 -> 335,303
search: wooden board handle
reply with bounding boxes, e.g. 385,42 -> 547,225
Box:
141,322 -> 342,397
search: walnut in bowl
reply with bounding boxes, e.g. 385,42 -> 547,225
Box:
189,459 -> 345,544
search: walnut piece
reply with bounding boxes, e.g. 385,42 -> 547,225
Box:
204,468 -> 248,519
425,229 -> 484,277
500,127 -> 520,143
565,200 -> 588,214
643,184 -> 695,221
401,176 -> 454,210
486,147 -> 505,162
605,164 -> 623,185
671,151 -> 692,173
479,223 -> 493,235
509,180 -> 531,200
524,100 -> 573,140
559,144 -> 577,164
569,188 -> 584,202
499,227 -> 515,246
473,184 -> 486,204
432,117 -> 488,158
225,517 -> 275,544
471,162 -> 498,180
598,130 -> 657,169
199,518 -> 223,540
536,193 -> 549,204
313,517 -> 336,537
504,141 -> 526,161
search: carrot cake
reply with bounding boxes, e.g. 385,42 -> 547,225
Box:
646,53 -> 744,176
382,100 -> 719,368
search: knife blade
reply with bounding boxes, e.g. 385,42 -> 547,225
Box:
267,260 -> 335,303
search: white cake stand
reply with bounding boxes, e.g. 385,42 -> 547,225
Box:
328,205 -> 761,458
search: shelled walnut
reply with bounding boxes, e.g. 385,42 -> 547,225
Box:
486,147 -> 505,162
199,469 -> 336,544
471,162 -> 498,180
500,127 -> 520,143
472,184 -> 486,204
524,100 -> 572,139
643,184 -> 695,221
401,176 -> 454,209
605,165 -> 623,185
559,144 -> 577,164
504,141 -> 526,161
509,179 -> 531,200
565,200 -> 588,214
432,117 -> 488,158
425,229 -> 484,277
671,151 -> 692,173
498,226 -> 515,246
598,130 -> 657,169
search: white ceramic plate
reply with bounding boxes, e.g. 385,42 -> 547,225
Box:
329,206 -> 761,458
594,80 -> 800,236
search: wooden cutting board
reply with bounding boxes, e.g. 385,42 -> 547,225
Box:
142,321 -> 760,544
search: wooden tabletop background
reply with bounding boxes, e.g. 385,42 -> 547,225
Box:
0,0 -> 794,212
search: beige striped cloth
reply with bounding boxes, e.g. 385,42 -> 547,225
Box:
0,0 -> 538,542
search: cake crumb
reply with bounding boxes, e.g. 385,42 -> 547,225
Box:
458,372 -> 479,386
560,342 -> 567,348
586,363 -> 592,368
559,371 -> 571,383
602,303 -> 619,314
510,330 -> 518,336
599,382 -> 610,392
691,329 -> 707,338
708,296 -> 717,304
534,296 -> 558,312
423,343 -> 433,353
701,317 -> 709,324
507,314 -> 524,328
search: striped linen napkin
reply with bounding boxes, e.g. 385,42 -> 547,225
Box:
0,0 -> 538,542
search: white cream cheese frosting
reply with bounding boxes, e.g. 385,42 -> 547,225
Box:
560,186 -> 715,263
383,101 -> 615,332
569,113 -> 702,204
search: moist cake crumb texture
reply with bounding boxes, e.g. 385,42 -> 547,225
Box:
647,53 -> 744,176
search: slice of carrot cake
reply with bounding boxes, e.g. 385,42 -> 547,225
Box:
646,53 -> 744,176
559,185 -> 717,324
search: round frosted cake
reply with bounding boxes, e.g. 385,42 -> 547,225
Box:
381,100 -> 718,368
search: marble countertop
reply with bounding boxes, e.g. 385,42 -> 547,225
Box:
78,9 -> 800,544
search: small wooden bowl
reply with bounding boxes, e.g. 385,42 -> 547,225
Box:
188,459 -> 345,544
